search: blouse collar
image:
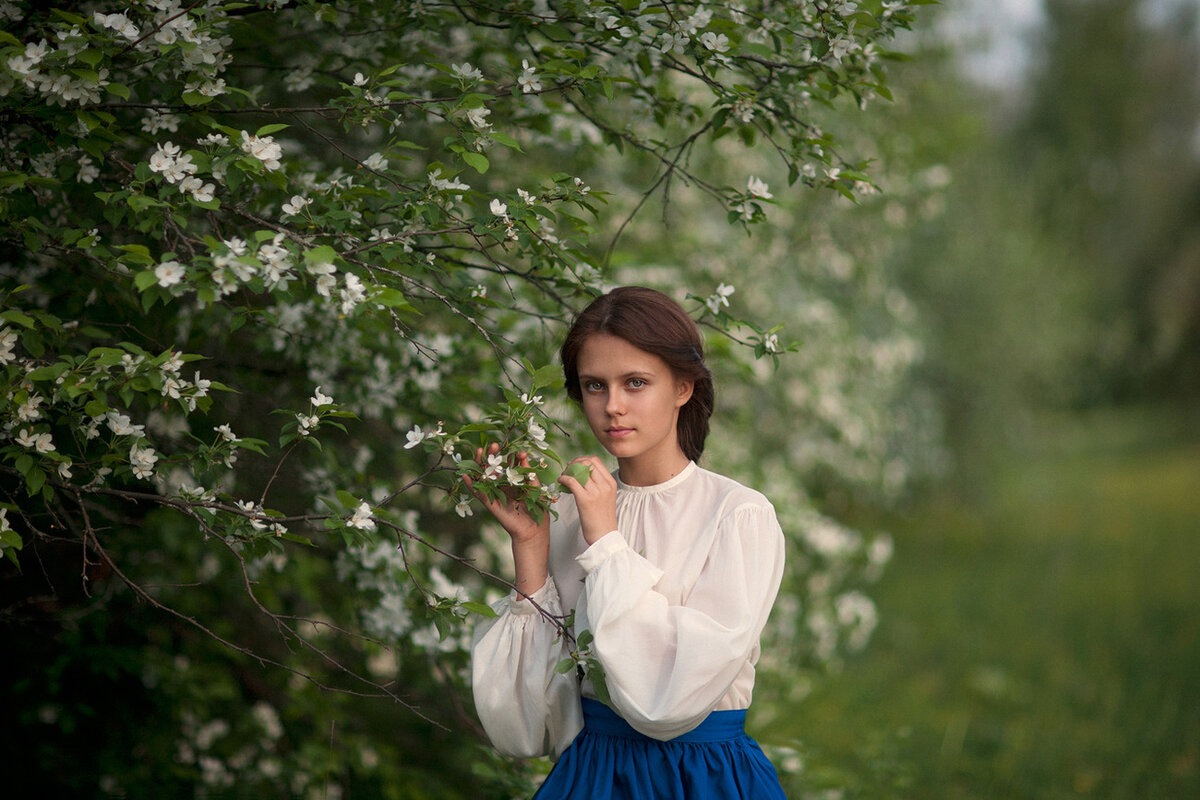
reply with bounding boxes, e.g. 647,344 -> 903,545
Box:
615,460 -> 698,494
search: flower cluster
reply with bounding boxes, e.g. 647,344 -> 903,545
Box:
148,141 -> 216,203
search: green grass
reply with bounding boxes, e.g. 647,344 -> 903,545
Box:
767,408 -> 1200,799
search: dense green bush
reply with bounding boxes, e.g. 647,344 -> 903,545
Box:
0,1 -> 934,795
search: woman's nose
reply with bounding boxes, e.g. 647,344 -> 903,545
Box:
605,389 -> 625,416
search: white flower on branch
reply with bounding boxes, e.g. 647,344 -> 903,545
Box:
93,12 -> 140,41
161,351 -> 184,375
528,420 -> 547,447
311,386 -> 334,407
129,444 -> 158,479
483,452 -> 504,481
517,59 -> 541,93
764,334 -> 780,353
296,413 -> 319,436
705,282 -> 736,314
16,428 -> 55,453
161,376 -> 185,399
281,195 -> 310,216
452,62 -> 483,82
347,501 -> 376,532
215,424 -> 237,442
240,131 -> 282,171
700,31 -> 729,53
106,412 -> 145,437
454,497 -> 473,518
747,176 -> 773,199
403,425 -> 425,449
464,106 -> 491,130
0,327 -> 16,365
363,152 -> 388,170
340,273 -> 366,314
489,198 -> 508,218
427,167 -> 469,193
17,393 -> 42,422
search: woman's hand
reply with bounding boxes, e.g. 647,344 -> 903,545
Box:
558,455 -> 618,545
463,443 -> 549,544
463,442 -> 550,595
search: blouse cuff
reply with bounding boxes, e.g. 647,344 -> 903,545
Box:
575,530 -> 626,573
504,576 -> 560,616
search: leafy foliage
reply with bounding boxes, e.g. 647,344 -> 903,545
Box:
0,0 -> 932,795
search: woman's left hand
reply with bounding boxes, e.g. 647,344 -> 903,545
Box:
558,455 -> 618,545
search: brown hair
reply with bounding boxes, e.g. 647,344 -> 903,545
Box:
561,286 -> 714,462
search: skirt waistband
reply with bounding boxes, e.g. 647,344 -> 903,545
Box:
580,698 -> 748,743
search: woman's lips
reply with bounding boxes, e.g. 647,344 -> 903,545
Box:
606,427 -> 634,438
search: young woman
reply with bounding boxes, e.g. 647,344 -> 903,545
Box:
470,286 -> 788,799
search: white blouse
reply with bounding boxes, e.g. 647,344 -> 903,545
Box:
471,461 -> 786,758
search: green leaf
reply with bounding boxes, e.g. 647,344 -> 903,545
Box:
134,270 -> 158,291
462,152 -> 490,174
563,462 -> 592,487
489,131 -> 523,151
106,82 -> 131,100
1,310 -> 36,328
555,658 -> 577,674
25,363 -> 70,381
256,123 -> 289,136
374,287 -> 416,312
461,601 -> 498,618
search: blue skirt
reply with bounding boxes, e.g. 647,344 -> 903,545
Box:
532,699 -> 787,799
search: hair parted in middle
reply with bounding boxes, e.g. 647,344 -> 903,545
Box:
560,286 -> 714,462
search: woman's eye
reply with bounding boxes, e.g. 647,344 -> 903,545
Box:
628,378 -> 645,389
584,381 -> 603,392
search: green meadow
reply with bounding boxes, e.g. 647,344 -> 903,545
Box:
767,406 -> 1200,799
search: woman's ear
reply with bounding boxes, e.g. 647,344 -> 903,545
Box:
674,378 -> 694,408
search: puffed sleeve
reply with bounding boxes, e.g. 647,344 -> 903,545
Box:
470,578 -> 584,758
576,501 -> 785,740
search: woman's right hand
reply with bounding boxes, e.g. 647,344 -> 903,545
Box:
462,442 -> 549,544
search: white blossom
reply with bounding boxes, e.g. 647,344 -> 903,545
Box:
240,131 -> 283,170
403,425 -> 425,449
311,386 -> 334,407
281,195 -> 309,216
215,424 -> 237,442
747,176 -> 773,199
296,413 -> 319,436
489,198 -> 508,218
106,412 -> 145,437
340,273 -> 366,314
16,428 -> 55,453
705,282 -> 736,314
528,420 -> 547,447
464,106 -> 491,130
700,31 -> 729,53
452,62 -> 483,82
0,327 -> 17,365
347,501 -> 376,531
154,261 -> 185,288
129,444 -> 158,479
17,394 -> 42,422
517,59 -> 541,93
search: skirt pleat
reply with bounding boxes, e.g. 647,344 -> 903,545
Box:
532,699 -> 787,800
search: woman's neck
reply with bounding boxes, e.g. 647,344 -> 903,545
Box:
616,448 -> 692,487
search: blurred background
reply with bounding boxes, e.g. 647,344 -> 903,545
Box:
763,0 -> 1200,797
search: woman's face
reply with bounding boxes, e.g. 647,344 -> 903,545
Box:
575,333 -> 693,467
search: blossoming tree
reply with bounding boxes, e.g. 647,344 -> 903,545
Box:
0,0 -> 933,795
